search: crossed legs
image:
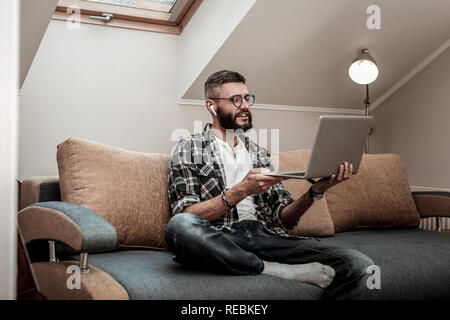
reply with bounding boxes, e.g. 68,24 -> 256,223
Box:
165,212 -> 374,299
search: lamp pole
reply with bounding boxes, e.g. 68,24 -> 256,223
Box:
348,48 -> 378,154
364,84 -> 370,154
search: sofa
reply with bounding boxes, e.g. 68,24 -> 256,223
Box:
17,137 -> 450,300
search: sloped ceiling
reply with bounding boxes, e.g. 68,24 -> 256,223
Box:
20,0 -> 58,88
183,0 -> 450,110
178,0 -> 256,99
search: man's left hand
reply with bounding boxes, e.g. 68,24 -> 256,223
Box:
312,162 -> 353,194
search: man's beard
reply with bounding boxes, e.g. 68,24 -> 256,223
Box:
216,108 -> 253,133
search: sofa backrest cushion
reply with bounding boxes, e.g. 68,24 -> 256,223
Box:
57,137 -> 171,249
325,153 -> 421,231
275,150 -> 335,237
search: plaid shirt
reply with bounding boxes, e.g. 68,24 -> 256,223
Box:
168,123 -> 305,238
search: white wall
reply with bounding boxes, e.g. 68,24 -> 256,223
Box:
19,20 -> 181,179
0,0 -> 19,300
371,47 -> 450,190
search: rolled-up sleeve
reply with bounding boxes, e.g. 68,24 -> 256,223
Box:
168,140 -> 201,215
269,182 -> 295,231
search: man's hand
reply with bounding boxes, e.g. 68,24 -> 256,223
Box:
280,162 -> 353,229
312,162 -> 353,194
233,168 -> 285,198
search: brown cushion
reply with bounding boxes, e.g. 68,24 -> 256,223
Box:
325,153 -> 420,231
412,193 -> 450,218
275,150 -> 335,237
57,137 -> 171,249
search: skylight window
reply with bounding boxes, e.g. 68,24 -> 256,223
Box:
83,0 -> 177,13
54,0 -> 202,34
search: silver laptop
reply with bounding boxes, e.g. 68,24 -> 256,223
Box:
264,115 -> 372,179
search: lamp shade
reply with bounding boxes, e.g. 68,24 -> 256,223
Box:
349,49 -> 379,85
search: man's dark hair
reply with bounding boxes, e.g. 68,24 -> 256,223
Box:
204,70 -> 246,99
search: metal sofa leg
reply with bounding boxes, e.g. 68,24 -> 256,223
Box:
48,240 -> 58,263
80,253 -> 90,273
48,241 -> 90,273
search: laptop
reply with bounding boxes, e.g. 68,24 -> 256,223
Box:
264,115 -> 372,180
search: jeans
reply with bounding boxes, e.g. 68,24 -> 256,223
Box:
165,212 -> 375,300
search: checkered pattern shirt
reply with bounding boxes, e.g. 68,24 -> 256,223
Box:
168,123 -> 302,238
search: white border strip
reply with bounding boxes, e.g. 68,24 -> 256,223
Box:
410,185 -> 450,193
370,39 -> 450,112
0,0 -> 19,300
180,99 -> 365,115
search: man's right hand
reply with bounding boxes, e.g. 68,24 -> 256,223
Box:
232,168 -> 285,198
185,168 -> 285,222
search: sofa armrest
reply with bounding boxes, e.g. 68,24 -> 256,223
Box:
18,201 -> 117,253
19,176 -> 61,210
412,191 -> 450,218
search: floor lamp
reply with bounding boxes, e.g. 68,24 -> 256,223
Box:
349,49 -> 379,153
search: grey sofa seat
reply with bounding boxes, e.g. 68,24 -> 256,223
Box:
69,250 -> 322,300
68,228 -> 450,300
319,228 -> 450,299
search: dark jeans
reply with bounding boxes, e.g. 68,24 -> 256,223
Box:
165,212 -> 375,300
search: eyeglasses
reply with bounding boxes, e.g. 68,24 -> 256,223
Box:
208,94 -> 255,108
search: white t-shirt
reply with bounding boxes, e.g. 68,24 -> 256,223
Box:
214,135 -> 257,221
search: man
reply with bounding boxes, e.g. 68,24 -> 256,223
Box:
166,70 -> 374,299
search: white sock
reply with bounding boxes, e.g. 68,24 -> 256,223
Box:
262,261 -> 335,289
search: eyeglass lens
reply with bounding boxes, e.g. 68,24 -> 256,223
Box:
233,95 -> 255,107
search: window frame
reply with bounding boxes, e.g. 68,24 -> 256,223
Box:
82,0 -> 178,14
53,0 -> 203,35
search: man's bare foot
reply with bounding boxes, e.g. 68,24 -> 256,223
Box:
262,261 -> 336,288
